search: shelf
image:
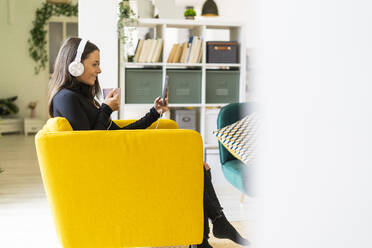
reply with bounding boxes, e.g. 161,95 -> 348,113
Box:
125,63 -> 239,69
119,18 -> 246,153
205,104 -> 228,108
125,63 -> 163,68
166,63 -> 202,68
206,63 -> 240,69
137,18 -> 244,29
168,104 -> 202,107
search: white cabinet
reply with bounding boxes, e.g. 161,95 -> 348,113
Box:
24,118 -> 44,136
0,118 -> 23,134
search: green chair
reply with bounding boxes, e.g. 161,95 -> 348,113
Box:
217,102 -> 256,197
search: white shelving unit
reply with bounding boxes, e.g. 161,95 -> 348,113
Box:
119,18 -> 246,149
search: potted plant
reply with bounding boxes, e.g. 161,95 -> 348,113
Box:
0,96 -> 19,117
117,0 -> 138,62
184,7 -> 196,20
28,2 -> 78,74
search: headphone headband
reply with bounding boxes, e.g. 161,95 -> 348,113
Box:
74,39 -> 88,63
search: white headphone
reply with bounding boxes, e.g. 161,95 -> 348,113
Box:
68,38 -> 88,77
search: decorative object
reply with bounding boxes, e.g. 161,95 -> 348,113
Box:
184,6 -> 196,20
28,2 -> 78,74
27,101 -> 38,118
213,112 -> 259,165
0,96 -> 19,116
202,0 -> 219,17
117,0 -> 138,61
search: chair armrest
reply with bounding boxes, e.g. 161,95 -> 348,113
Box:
35,129 -> 203,247
113,119 -> 179,129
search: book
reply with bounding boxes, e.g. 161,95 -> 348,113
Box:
151,39 -> 163,63
146,39 -> 157,63
134,39 -> 144,63
197,43 -> 203,63
185,43 -> 192,64
172,44 -> 182,63
179,42 -> 188,63
189,37 -> 200,63
138,39 -> 151,63
167,44 -> 177,63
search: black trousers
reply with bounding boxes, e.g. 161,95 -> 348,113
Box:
203,167 -> 223,238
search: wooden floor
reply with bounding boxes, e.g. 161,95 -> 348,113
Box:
0,134 -> 256,248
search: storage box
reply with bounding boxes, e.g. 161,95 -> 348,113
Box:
125,69 -> 162,103
206,70 -> 240,103
206,41 -> 239,64
175,110 -> 197,130
167,70 -> 201,104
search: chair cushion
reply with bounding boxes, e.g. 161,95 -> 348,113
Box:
44,117 -> 73,132
222,159 -> 255,196
213,112 -> 259,164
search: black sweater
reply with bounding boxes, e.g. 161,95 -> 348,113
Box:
52,83 -> 160,130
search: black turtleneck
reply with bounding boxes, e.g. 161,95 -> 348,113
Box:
52,83 -> 160,130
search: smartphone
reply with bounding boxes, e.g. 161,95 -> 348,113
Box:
162,75 -> 169,106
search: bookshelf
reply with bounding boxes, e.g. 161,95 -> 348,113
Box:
119,18 -> 246,149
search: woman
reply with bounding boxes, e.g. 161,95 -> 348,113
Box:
48,37 -> 248,248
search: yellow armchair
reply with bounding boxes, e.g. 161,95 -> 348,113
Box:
35,117 -> 204,248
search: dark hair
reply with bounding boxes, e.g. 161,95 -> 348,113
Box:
47,37 -> 101,117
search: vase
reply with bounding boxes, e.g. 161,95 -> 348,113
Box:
30,109 -> 36,118
185,16 -> 195,20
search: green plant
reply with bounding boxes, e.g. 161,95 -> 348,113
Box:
0,96 -> 19,116
184,9 -> 196,17
28,2 -> 78,74
117,0 -> 138,53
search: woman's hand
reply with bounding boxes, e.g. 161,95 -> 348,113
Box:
154,87 -> 168,115
104,89 -> 120,111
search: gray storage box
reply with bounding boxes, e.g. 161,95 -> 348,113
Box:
125,69 -> 162,103
167,70 -> 201,104
206,70 -> 240,103
207,41 -> 239,64
175,110 -> 197,130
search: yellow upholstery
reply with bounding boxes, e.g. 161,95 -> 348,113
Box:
35,117 -> 203,248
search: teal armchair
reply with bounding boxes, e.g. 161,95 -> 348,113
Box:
217,102 -> 256,196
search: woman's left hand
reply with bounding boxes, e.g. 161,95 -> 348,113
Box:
154,88 -> 168,114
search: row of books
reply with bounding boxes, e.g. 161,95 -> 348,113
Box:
167,36 -> 203,64
133,39 -> 164,63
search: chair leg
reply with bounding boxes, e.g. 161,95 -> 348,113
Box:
240,193 -> 245,203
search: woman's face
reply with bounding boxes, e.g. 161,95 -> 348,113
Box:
76,50 -> 101,86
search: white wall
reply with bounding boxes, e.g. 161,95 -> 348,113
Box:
256,0 -> 372,247
0,0 -> 49,120
79,0 -> 120,119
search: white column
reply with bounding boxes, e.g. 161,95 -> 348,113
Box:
256,0 -> 372,247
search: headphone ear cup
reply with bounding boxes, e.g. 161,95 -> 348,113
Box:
68,61 -> 85,77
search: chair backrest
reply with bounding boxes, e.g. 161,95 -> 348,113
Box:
217,102 -> 256,164
35,118 -> 203,248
